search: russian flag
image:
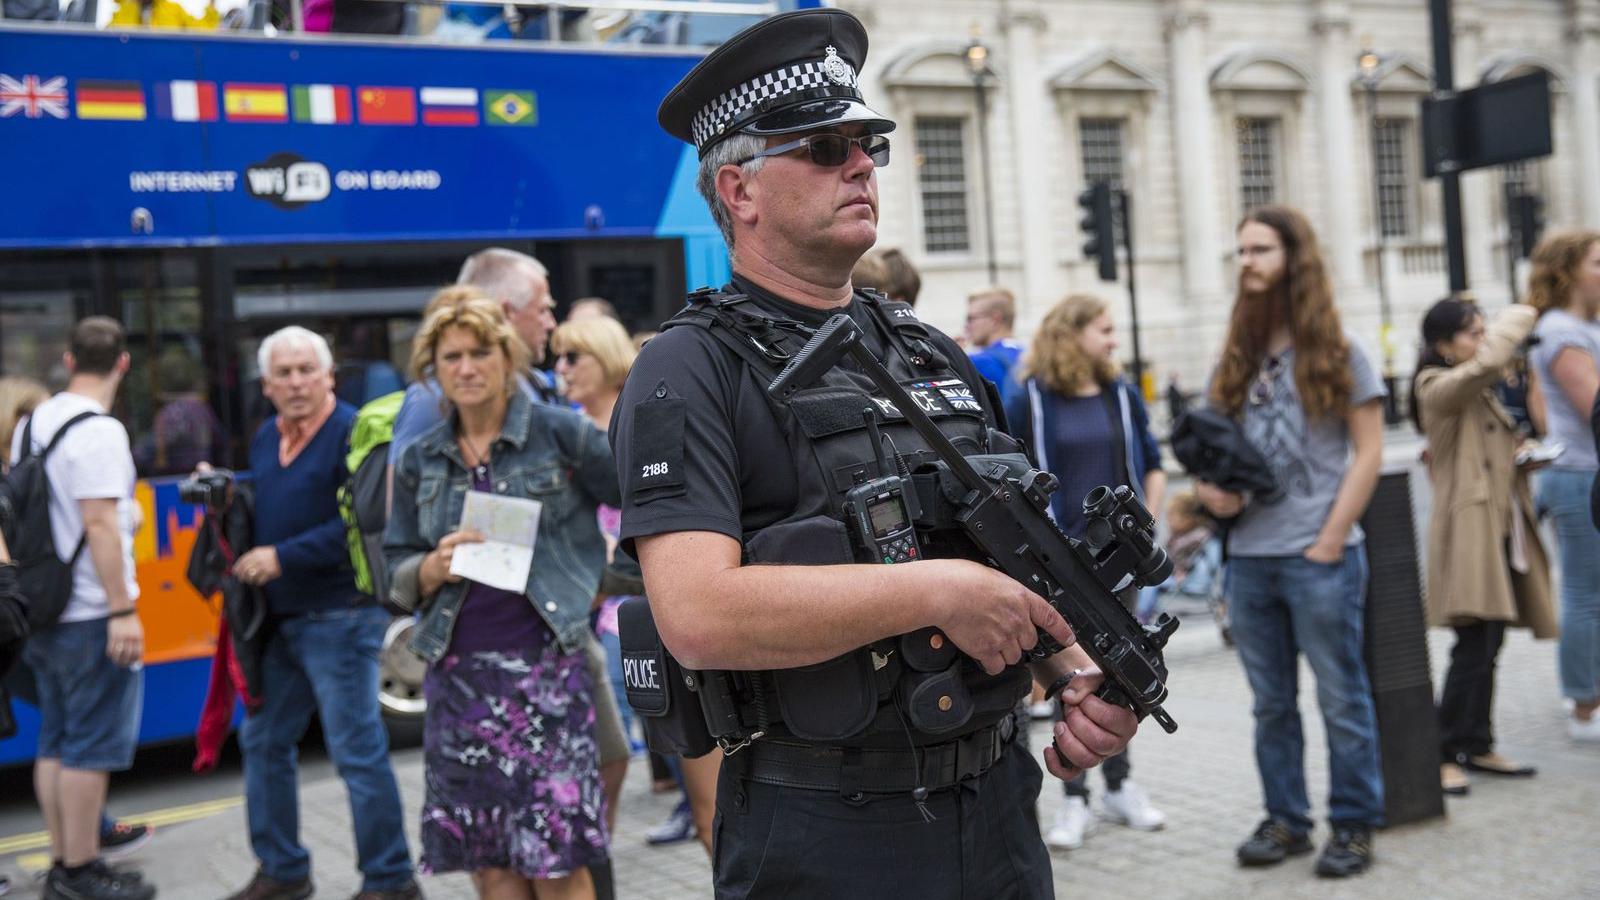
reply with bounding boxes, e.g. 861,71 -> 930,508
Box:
153,81 -> 218,122
420,87 -> 479,127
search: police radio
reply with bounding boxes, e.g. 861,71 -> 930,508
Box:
844,408 -> 922,565
845,478 -> 920,564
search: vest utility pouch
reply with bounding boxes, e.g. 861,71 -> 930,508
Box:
901,665 -> 975,736
745,515 -> 878,741
617,596 -> 717,758
773,652 -> 878,741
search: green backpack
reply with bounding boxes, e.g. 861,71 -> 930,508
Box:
340,391 -> 405,601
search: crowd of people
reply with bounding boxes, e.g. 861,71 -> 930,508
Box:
2,224 -> 1599,900
3,9 -> 1600,898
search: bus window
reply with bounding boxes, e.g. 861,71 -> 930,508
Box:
0,253 -> 96,390
114,253 -> 229,479
226,244 -> 485,435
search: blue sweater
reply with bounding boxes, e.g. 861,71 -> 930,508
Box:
249,402 -> 361,616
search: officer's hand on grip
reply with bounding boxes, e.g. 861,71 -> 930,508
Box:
1042,668 -> 1140,781
926,559 -> 1075,676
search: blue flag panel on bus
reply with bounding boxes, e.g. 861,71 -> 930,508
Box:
0,29 -> 713,249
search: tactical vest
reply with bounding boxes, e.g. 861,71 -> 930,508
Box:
660,287 -> 1032,748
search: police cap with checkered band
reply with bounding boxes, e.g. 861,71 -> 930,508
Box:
658,8 -> 894,157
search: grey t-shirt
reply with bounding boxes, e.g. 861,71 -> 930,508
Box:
1529,308 -> 1600,471
1221,336 -> 1387,557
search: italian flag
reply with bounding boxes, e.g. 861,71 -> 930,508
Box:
292,84 -> 352,125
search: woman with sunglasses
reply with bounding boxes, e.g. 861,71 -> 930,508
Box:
1196,206 -> 1386,879
386,293 -> 619,900
551,317 -> 727,857
1001,293 -> 1167,851
1410,298 -> 1555,796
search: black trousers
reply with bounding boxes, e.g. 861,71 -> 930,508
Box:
711,739 -> 1053,899
1437,619 -> 1508,761
1063,748 -> 1130,799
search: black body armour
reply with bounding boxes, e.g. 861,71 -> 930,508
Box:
622,288 -> 1032,753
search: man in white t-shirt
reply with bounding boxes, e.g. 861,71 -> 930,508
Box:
10,317 -> 154,900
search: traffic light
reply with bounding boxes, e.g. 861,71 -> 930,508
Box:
1079,181 -> 1117,282
1509,193 -> 1545,259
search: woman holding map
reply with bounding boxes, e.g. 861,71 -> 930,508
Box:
385,291 -> 621,900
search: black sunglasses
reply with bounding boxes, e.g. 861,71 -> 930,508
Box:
736,133 -> 891,168
557,350 -> 585,366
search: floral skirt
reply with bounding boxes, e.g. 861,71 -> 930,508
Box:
419,647 -> 609,880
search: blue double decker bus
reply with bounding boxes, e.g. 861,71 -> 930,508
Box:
0,1 -> 815,765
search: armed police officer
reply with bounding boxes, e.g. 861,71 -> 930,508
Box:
610,10 -> 1139,898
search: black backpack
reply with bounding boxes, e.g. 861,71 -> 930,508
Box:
0,411 -> 102,630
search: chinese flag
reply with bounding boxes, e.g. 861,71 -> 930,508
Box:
357,86 -> 416,125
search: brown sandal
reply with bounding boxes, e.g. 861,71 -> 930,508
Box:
1440,762 -> 1470,795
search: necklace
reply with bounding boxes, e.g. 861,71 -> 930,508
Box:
460,433 -> 493,481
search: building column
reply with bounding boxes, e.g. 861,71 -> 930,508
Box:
1313,2 -> 1364,290
1454,1 -> 1500,296
1164,0 -> 1224,300
1001,8 -> 1057,312
1568,0 -> 1600,226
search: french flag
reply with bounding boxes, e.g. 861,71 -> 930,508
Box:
154,80 -> 219,122
420,87 -> 479,127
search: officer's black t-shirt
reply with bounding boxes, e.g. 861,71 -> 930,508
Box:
611,276 -> 995,555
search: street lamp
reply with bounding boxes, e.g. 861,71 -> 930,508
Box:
966,28 -> 999,285
1358,45 -> 1401,423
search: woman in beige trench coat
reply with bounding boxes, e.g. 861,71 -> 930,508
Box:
1412,300 -> 1560,797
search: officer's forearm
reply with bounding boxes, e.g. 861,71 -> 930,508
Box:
637,530 -> 955,671
1030,643 -> 1094,689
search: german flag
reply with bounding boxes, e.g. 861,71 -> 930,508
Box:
224,83 -> 288,123
76,80 -> 146,121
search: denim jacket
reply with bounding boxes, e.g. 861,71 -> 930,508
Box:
384,389 -> 621,661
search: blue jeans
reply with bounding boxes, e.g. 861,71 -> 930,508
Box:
1537,468 -> 1600,703
1226,548 -> 1385,831
22,617 -> 142,771
239,605 -> 412,889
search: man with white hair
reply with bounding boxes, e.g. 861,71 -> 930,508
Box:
215,326 -> 420,900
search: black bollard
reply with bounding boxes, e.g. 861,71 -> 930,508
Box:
1360,468 -> 1446,826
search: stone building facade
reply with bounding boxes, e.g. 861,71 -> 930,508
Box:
843,0 -> 1600,393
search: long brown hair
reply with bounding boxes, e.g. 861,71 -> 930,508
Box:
1209,205 -> 1353,420
1526,230 -> 1600,316
1015,294 -> 1120,393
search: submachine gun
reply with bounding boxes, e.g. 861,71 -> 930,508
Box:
769,313 -> 1182,733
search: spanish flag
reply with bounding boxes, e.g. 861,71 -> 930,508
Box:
224,83 -> 288,123
76,80 -> 146,121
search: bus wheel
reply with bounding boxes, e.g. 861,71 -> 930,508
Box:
379,616 -> 428,731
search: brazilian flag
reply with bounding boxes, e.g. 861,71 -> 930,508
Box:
485,90 -> 537,127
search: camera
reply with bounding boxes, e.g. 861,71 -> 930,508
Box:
179,469 -> 234,513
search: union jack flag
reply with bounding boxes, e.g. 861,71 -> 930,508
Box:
1,75 -> 69,119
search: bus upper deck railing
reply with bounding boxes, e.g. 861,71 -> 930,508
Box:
2,0 -> 786,48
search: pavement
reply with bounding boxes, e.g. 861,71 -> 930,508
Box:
2,612 -> 1596,900
3,432 -> 1599,898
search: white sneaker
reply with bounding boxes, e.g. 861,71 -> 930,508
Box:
1028,700 -> 1056,720
1570,715 -> 1600,743
1100,781 -> 1167,831
1046,796 -> 1096,850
